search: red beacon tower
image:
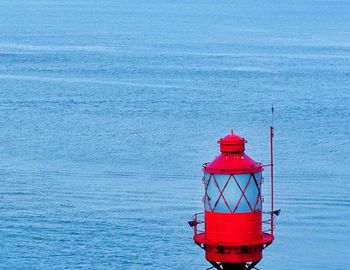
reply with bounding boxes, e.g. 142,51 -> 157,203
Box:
190,128 -> 279,270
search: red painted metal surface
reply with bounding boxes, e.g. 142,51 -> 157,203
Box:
203,130 -> 263,175
204,211 -> 263,244
204,242 -> 263,263
203,152 -> 263,175
191,130 -> 276,269
219,130 -> 246,153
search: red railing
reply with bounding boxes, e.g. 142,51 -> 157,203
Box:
262,212 -> 275,236
192,211 -> 274,237
192,212 -> 205,236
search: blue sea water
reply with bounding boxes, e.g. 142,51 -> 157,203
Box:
0,1 -> 349,269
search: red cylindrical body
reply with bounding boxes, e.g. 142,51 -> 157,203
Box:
193,131 -> 273,265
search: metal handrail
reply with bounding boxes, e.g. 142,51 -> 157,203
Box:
192,211 -> 274,237
192,212 -> 205,235
262,213 -> 275,235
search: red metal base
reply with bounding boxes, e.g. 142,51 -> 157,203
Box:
194,232 -> 273,263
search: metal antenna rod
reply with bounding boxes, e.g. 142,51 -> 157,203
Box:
270,105 -> 274,235
271,104 -> 274,127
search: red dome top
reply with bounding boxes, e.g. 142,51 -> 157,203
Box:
204,130 -> 263,174
219,130 -> 246,153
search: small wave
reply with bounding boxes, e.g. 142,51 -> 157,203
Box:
0,74 -> 190,90
0,42 -> 118,53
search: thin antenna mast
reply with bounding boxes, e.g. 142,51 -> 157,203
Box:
271,105 -> 274,127
270,105 -> 275,235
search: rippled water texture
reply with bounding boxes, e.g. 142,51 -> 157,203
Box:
0,1 -> 349,269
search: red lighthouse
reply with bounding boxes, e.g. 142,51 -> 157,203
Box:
190,129 -> 278,270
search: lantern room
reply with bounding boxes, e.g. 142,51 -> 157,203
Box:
190,129 -> 277,270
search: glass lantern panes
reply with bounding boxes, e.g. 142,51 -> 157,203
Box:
204,173 -> 262,213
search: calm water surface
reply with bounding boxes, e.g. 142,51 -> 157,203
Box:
0,1 -> 349,269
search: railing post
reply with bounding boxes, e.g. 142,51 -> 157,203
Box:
194,214 -> 197,235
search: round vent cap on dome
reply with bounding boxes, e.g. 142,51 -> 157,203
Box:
218,130 -> 247,153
